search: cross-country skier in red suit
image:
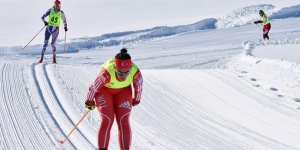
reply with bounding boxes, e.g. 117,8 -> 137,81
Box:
85,48 -> 143,150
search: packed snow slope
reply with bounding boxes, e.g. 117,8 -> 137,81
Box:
1,4 -> 300,150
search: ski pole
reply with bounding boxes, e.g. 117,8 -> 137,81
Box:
59,109 -> 91,144
64,31 -> 67,53
22,25 -> 46,50
255,23 -> 262,30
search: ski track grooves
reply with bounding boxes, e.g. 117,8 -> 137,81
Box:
34,63 -> 94,149
32,63 -> 72,148
0,63 -> 51,149
34,63 -> 76,148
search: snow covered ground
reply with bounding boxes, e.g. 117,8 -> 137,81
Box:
254,44 -> 300,63
1,2 -> 300,150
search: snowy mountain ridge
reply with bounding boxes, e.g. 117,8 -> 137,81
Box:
216,4 -> 276,28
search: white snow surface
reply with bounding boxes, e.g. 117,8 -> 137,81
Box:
254,44 -> 300,63
1,2 -> 300,150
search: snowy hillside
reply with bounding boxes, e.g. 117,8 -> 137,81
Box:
1,2 -> 300,150
3,3 -> 300,54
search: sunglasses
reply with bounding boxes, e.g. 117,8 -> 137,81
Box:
115,69 -> 131,77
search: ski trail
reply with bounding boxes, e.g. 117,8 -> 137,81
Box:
0,63 -> 54,149
34,63 -> 95,149
135,69 -> 300,150
45,64 -> 97,146
31,63 -> 73,149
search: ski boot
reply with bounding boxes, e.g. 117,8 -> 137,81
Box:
53,54 -> 57,64
38,55 -> 44,64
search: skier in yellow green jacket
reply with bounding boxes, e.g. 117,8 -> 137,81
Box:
39,0 -> 68,63
254,10 -> 271,40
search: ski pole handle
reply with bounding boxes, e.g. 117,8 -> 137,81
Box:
22,26 -> 46,50
59,109 -> 91,144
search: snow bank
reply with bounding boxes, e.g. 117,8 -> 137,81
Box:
237,36 -> 300,99
216,4 -> 276,28
227,54 -> 300,101
241,38 -> 300,57
241,37 -> 300,63
270,4 -> 300,19
137,18 -> 216,40
3,3 -> 300,53
10,18 -> 216,54
216,4 -> 300,29
68,18 -> 216,49
242,41 -> 255,56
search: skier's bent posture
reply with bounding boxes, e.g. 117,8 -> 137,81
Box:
85,48 -> 143,150
39,0 -> 68,63
254,10 -> 271,40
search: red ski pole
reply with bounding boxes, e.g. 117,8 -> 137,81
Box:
59,109 -> 91,144
22,26 -> 46,50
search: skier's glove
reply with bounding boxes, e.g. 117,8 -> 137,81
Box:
44,21 -> 48,26
85,100 -> 95,110
132,99 -> 140,107
254,21 -> 263,24
64,26 -> 68,32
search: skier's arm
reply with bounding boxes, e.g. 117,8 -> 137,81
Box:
85,68 -> 111,103
132,69 -> 143,106
41,9 -> 51,22
254,20 -> 263,24
61,11 -> 67,28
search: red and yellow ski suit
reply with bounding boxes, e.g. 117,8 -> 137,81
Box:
85,59 -> 143,150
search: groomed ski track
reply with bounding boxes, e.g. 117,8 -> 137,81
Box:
0,62 -> 56,149
1,60 -> 300,149
33,63 -> 94,149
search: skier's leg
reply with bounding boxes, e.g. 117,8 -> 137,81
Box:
265,33 -> 269,40
39,27 -> 51,63
266,24 -> 271,40
263,24 -> 271,40
95,88 -> 114,149
115,86 -> 133,150
262,25 -> 267,40
263,33 -> 268,40
51,27 -> 59,63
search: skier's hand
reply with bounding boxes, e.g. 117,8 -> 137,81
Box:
132,102 -> 139,106
64,26 -> 68,32
85,100 -> 95,110
254,20 -> 262,24
132,99 -> 140,106
44,21 -> 48,26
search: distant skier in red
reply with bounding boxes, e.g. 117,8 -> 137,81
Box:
85,48 -> 143,150
254,10 -> 271,40
39,0 -> 68,63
